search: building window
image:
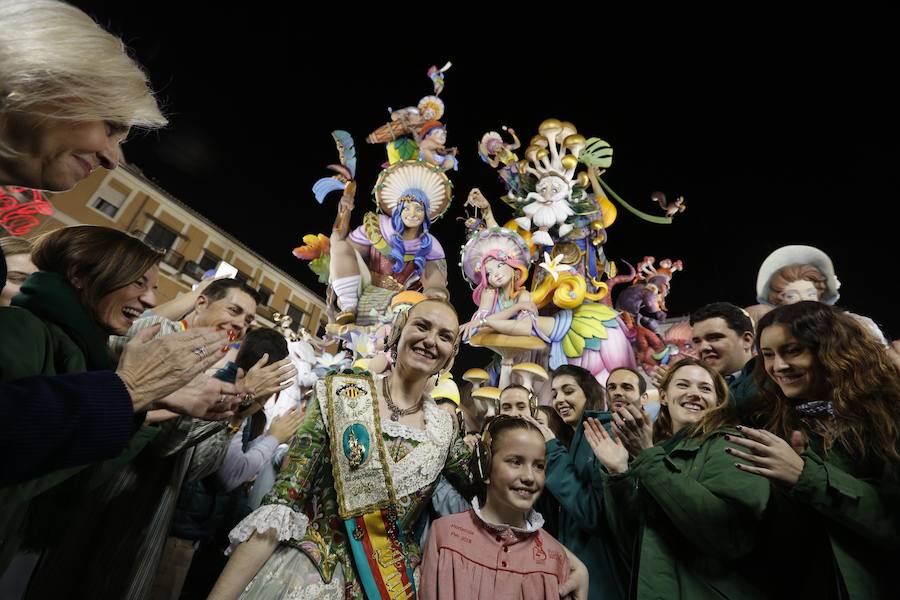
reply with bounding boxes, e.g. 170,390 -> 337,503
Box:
316,320 -> 327,338
144,222 -> 178,251
257,285 -> 273,307
90,184 -> 128,219
286,303 -> 307,332
197,250 -> 222,273
234,271 -> 251,286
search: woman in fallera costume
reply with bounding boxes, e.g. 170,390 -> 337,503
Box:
210,299 -> 472,599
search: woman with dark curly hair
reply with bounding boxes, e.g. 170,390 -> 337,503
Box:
727,301 -> 900,598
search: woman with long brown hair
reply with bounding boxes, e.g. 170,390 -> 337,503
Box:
726,301 -> 899,598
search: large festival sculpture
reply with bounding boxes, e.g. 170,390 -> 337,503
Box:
294,64 -> 687,395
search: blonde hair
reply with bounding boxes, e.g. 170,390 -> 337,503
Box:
0,0 -> 167,158
0,235 -> 31,257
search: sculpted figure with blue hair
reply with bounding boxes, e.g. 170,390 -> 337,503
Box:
328,161 -> 452,327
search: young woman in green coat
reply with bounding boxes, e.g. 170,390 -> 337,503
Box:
585,357 -> 771,599
727,301 -> 899,599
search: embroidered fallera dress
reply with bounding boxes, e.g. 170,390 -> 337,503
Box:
419,499 -> 570,599
228,371 -> 471,599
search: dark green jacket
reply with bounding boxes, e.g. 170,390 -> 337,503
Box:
729,357 -> 759,415
544,410 -> 625,600
0,272 -> 155,568
603,430 -> 770,600
762,437 -> 899,599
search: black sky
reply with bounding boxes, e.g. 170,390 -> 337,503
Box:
71,3 -> 900,371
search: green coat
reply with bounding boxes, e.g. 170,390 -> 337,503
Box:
603,430 -> 770,600
761,437 -> 899,599
729,357 -> 759,414
544,410 -> 625,600
0,272 -> 156,569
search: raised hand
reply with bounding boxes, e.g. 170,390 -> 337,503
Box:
465,188 -> 491,211
649,363 -> 670,389
268,408 -> 305,444
157,374 -> 241,420
523,415 -> 556,442
584,417 -> 629,474
116,326 -> 231,411
241,354 -> 298,400
725,426 -> 805,487
611,404 -> 654,458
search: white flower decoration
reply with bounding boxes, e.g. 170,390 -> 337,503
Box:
539,251 -> 573,282
314,351 -> 349,376
350,332 -> 375,358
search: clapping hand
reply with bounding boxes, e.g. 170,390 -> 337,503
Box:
157,374 -> 241,420
117,326 -> 232,411
583,417 -> 629,474
610,404 -> 654,458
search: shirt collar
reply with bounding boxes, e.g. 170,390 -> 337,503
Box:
470,496 -> 545,534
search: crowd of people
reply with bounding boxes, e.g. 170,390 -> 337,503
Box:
2,2 -> 899,600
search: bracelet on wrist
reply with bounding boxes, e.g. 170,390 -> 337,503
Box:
238,392 -> 256,411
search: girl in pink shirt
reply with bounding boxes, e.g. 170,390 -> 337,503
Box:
420,416 -> 570,599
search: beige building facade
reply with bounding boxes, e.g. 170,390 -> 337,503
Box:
26,164 -> 327,336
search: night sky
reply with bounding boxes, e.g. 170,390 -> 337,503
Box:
72,2 -> 900,372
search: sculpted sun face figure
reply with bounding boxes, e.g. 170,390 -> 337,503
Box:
536,175 -> 569,205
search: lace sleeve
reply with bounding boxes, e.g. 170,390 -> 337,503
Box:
226,504 -> 309,555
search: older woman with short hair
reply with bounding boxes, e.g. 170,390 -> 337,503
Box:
0,0 -> 167,192
0,0 -> 237,490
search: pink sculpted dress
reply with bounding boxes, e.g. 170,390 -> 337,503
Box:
420,500 -> 570,600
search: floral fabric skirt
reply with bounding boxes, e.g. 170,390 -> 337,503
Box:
240,546 -> 346,600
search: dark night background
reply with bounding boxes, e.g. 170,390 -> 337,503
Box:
71,3 -> 900,372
